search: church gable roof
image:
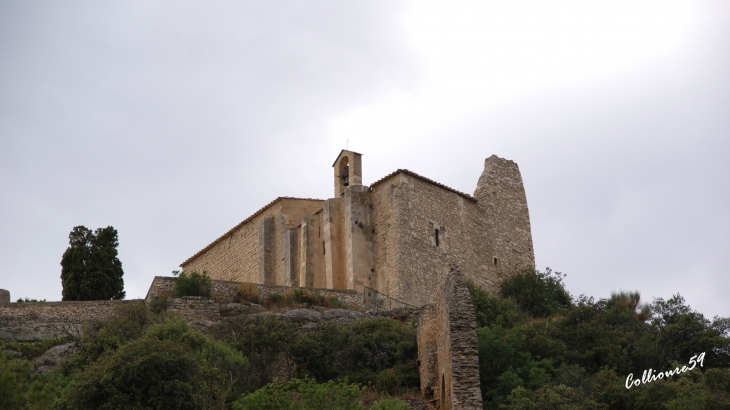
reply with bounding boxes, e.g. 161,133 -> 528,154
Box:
369,169 -> 477,202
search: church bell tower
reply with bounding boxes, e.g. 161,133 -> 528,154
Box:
332,150 -> 362,196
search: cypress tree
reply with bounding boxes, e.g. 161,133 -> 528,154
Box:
61,225 -> 125,301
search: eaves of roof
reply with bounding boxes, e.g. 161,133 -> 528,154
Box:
369,169 -> 477,202
180,196 -> 323,267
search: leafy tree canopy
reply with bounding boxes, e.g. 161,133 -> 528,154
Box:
60,225 -> 125,301
466,275 -> 730,410
500,267 -> 571,318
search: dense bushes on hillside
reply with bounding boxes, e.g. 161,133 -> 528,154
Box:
468,268 -> 730,409
5,266 -> 729,409
0,303 -> 416,409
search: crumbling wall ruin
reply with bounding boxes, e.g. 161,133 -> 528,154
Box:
418,264 -> 482,409
0,289 -> 9,304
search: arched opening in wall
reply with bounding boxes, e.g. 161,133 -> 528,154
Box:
339,157 -> 350,188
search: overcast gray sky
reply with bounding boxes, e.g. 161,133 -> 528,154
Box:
1,1 -> 728,318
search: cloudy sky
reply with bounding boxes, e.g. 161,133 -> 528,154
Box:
1,1 -> 728,318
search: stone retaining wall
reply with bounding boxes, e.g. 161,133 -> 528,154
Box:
0,300 -> 143,341
166,296 -> 221,321
146,276 -> 362,308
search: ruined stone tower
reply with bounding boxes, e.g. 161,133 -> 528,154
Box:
180,151 -> 535,306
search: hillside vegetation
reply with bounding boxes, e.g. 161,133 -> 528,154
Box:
2,268 -> 729,409
1,303 -> 418,409
469,268 -> 730,409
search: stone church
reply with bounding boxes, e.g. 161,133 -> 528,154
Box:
181,150 -> 535,306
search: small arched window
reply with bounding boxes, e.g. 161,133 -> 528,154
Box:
339,157 -> 350,187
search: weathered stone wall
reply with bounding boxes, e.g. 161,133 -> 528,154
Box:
323,198 -> 345,289
0,289 -> 9,304
369,157 -> 534,306
299,212 -> 325,288
0,300 -> 143,341
473,155 -> 535,274
145,276 -> 362,308
180,154 -> 534,307
370,175 -> 399,298
343,185 -> 375,291
418,264 -> 482,410
369,173 -> 483,305
166,296 -> 221,321
181,198 -> 323,284
417,304 -> 439,399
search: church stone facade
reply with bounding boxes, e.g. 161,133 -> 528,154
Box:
181,150 -> 535,306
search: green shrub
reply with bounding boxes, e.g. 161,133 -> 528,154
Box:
15,298 -> 47,303
23,370 -> 70,410
148,292 -> 169,313
172,270 -> 212,298
266,292 -> 283,306
144,319 -> 247,374
284,289 -> 345,309
500,267 -> 571,318
369,396 -> 411,410
0,352 -> 71,410
71,301 -> 157,368
232,378 -> 365,410
0,353 -> 30,409
221,315 -> 298,393
290,317 -> 419,393
466,279 -> 520,328
56,338 -> 223,410
1,336 -> 71,359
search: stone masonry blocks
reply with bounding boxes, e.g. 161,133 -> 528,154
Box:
181,154 -> 535,308
418,264 -> 482,410
258,215 -> 275,284
284,228 -> 299,287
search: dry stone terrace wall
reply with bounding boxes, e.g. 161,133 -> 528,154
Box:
166,296 -> 221,321
418,264 -> 482,410
1,276 -> 363,341
0,300 -> 143,341
146,276 -> 362,308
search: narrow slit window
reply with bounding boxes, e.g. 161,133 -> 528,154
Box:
435,229 -> 440,247
323,242 -> 326,255
493,257 -> 498,265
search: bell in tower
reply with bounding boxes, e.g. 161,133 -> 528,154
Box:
332,150 -> 362,197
